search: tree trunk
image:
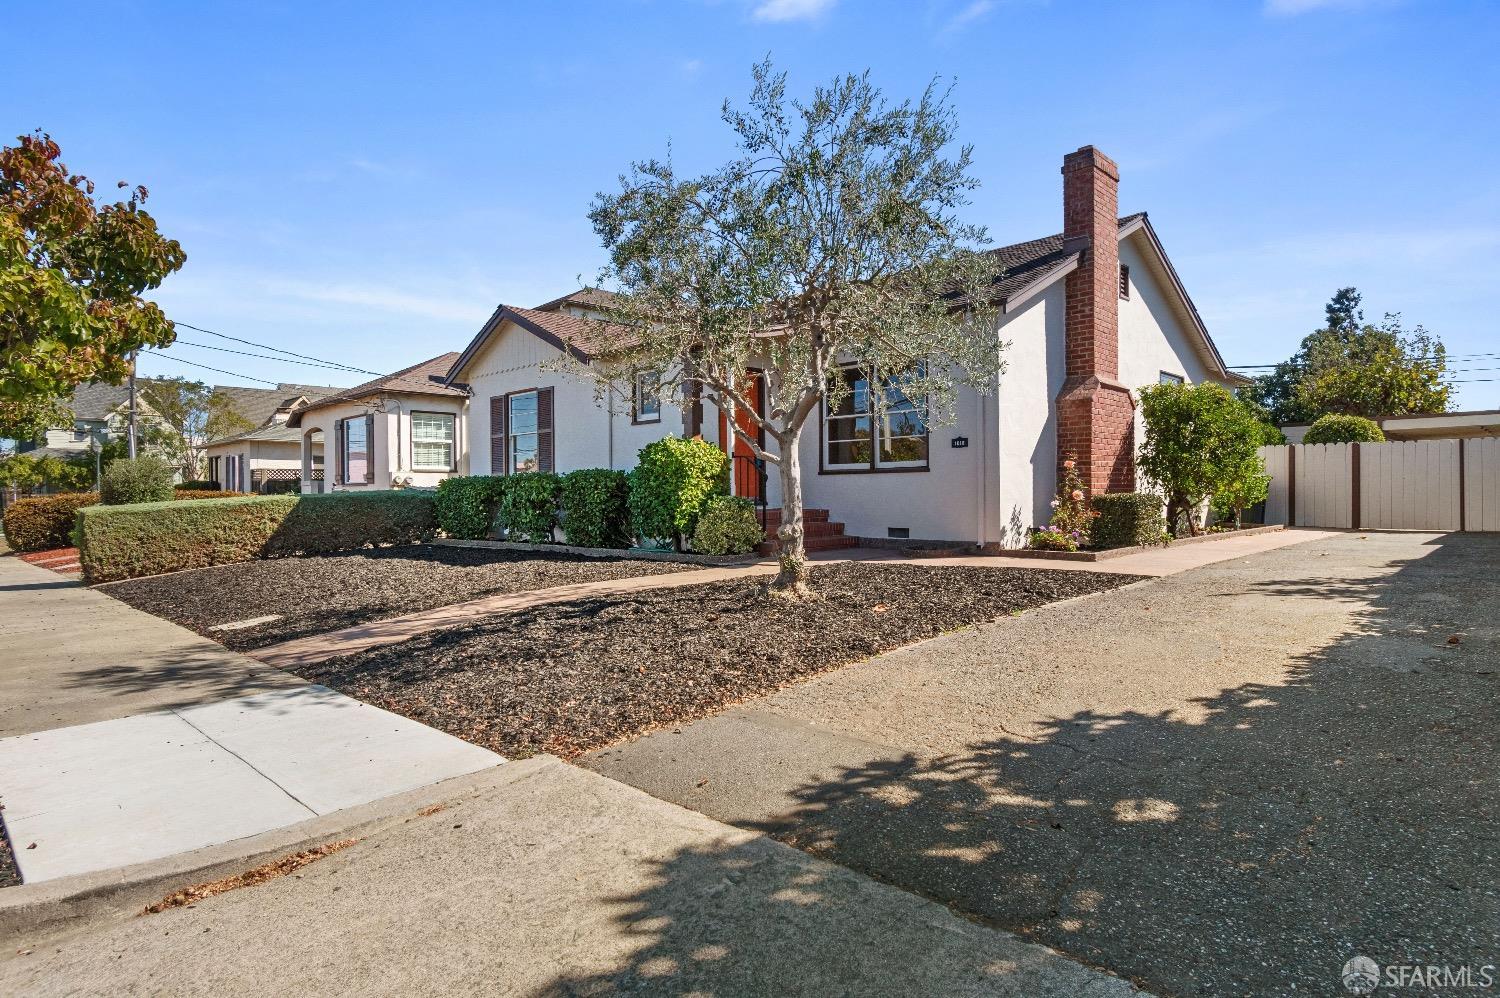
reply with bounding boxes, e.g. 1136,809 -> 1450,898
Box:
771,440 -> 811,594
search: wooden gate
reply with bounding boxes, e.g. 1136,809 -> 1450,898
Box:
1260,439 -> 1499,531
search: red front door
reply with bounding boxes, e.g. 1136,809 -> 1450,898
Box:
718,371 -> 764,500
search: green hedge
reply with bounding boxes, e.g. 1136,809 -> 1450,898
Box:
435,476 -> 507,539
628,437 -> 727,547
1303,413 -> 1385,444
1090,492 -> 1168,549
497,472 -> 561,542
3,492 -> 99,552
78,491 -> 437,583
560,469 -> 631,548
691,495 -> 763,555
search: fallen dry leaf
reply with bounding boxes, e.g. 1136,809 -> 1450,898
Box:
141,838 -> 360,915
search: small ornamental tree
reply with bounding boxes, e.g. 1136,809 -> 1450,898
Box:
579,62 -> 1006,593
0,133 -> 186,439
1302,413 -> 1385,444
1137,382 -> 1268,536
139,378 -> 255,479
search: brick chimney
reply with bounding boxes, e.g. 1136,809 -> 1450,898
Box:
1057,145 -> 1136,495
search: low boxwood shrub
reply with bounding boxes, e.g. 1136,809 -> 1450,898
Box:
1091,492 -> 1169,549
559,469 -> 631,548
691,496 -> 764,555
77,491 -> 437,582
177,480 -> 221,491
628,436 -> 727,548
1303,413 -> 1385,444
435,476 -> 507,539
2,491 -> 99,552
100,455 -> 176,505
497,472 -> 561,543
1028,527 -> 1081,552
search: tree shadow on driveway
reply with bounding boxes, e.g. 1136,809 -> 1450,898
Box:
578,534 -> 1500,996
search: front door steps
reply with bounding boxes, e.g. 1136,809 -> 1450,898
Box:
757,508 -> 859,554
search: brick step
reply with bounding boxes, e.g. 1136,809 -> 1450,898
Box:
762,508 -> 830,525
757,533 -> 860,555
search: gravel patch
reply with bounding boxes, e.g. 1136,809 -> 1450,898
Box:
97,545 -> 695,650
294,563 -> 1145,759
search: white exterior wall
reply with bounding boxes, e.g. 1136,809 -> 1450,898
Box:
297,396 -> 467,492
458,319 -> 720,475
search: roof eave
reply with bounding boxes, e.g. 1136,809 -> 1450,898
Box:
445,306 -> 593,386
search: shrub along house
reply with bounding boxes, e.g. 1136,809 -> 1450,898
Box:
441,147 -> 1243,548
286,354 -> 469,492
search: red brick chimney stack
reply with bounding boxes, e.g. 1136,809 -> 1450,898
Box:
1057,145 -> 1136,495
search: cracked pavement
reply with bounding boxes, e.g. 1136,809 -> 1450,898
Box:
584,531 -> 1500,996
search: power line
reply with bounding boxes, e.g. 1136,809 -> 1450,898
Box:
173,338 -> 367,374
139,352 -> 281,386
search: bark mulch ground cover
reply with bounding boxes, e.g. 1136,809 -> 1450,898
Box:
96,545 -> 695,650
294,563 -> 1146,760
0,811 -> 20,889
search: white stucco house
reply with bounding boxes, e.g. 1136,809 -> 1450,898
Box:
433,146 -> 1242,548
286,355 -> 469,492
201,384 -> 341,492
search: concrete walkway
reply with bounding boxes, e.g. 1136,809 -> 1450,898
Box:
251,529 -> 1329,669
1,758 -> 1140,997
0,555 -> 500,884
585,531 -> 1500,996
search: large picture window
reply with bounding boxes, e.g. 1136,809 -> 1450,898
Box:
411,411 -> 455,471
822,367 -> 928,472
341,415 -> 370,483
508,391 -> 539,473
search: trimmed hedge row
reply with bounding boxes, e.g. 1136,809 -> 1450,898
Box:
560,469 -> 631,548
2,489 -> 252,553
1091,492 -> 1168,549
78,491 -> 437,583
434,476 -> 507,540
3,492 -> 100,552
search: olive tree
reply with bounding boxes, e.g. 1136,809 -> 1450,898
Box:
579,62 -> 1006,593
1138,382 -> 1269,536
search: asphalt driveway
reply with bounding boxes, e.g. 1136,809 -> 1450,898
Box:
585,531 -> 1500,996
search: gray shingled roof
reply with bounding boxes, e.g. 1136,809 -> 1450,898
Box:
207,420 -> 306,447
209,383 -> 342,431
979,213 -> 1147,306
66,382 -> 132,421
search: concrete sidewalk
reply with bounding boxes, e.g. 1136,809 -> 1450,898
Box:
0,555 -> 500,884
0,758 -> 1139,997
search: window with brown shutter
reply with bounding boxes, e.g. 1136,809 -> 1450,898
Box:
489,396 -> 506,474
537,387 -> 555,472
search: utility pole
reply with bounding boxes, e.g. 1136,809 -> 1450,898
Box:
127,350 -> 138,459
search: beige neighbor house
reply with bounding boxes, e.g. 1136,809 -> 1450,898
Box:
201,384 -> 341,492
440,146 -> 1244,548
286,355 -> 469,492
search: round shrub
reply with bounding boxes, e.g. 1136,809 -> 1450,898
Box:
435,476 -> 507,539
498,472 -> 561,542
628,436 -> 728,547
100,455 -> 176,505
560,468 -> 631,548
691,495 -> 764,555
2,492 -> 99,552
1303,414 -> 1385,444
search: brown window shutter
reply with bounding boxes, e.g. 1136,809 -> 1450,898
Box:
335,419 -> 344,484
363,414 -> 375,483
490,396 -> 506,475
537,387 -> 555,473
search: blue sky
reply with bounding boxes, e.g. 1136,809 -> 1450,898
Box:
8,0 -> 1499,407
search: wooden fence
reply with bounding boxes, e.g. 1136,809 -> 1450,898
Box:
1259,438 -> 1500,531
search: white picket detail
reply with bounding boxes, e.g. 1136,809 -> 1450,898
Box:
1467,437 -> 1500,532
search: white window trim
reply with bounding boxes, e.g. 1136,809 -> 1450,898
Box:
410,410 -> 456,472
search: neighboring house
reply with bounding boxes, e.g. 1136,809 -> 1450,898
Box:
1281,409 -> 1500,443
201,384 -> 342,492
17,383 -> 164,461
443,145 -> 1242,547
286,355 -> 468,492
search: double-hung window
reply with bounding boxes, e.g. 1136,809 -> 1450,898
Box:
411,411 -> 455,471
822,366 -> 929,472
507,391 -> 540,473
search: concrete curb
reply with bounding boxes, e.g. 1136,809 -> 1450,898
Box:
0,758 -> 555,942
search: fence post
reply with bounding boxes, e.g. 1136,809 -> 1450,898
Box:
1459,438 -> 1467,532
1351,443 -> 1361,531
1287,445 -> 1297,527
